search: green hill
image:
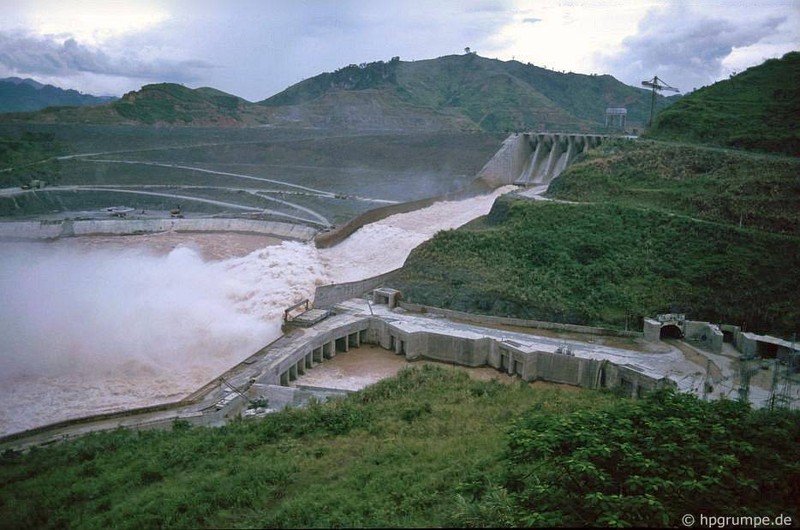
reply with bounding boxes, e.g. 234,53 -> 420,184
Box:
0,83 -> 272,126
646,51 -> 800,155
262,54 -> 674,133
389,185 -> 800,335
111,83 -> 265,126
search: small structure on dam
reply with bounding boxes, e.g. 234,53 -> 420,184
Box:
284,299 -> 331,328
605,107 -> 627,130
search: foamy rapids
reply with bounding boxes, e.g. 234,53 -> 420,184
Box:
0,187 -> 513,435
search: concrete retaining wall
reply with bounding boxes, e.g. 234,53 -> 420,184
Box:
684,320 -> 724,353
0,220 -> 64,239
0,218 -> 317,241
398,301 -> 642,338
313,268 -> 402,309
368,320 -> 670,397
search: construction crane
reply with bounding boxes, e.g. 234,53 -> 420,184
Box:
642,75 -> 679,127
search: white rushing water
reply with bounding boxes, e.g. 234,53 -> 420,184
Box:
0,186 -> 513,436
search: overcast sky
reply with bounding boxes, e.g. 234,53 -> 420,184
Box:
0,0 -> 797,101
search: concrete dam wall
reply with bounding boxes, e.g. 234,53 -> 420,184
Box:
478,132 -> 604,187
0,218 -> 318,241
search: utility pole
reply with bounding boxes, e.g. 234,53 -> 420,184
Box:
768,358 -> 780,411
737,356 -> 754,405
641,76 -> 679,127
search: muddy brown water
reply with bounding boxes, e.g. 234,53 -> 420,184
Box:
291,344 -> 582,392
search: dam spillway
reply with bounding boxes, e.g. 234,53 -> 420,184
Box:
0,187 -> 513,439
477,132 -> 605,188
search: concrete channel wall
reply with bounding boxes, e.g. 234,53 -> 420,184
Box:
0,218 -> 318,241
261,313 -> 669,401
313,268 -> 402,309
399,301 -> 642,338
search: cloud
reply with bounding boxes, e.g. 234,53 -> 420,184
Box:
522,17 -> 542,24
0,0 -> 519,99
0,30 -> 213,83
598,3 -> 787,92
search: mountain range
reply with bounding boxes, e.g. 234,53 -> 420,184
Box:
0,77 -> 116,113
0,53 -> 676,133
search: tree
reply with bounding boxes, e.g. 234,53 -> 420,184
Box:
456,389 -> 800,527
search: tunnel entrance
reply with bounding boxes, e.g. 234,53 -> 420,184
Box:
660,324 -> 684,339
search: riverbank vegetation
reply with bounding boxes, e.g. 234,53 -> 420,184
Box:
2,366 -> 797,528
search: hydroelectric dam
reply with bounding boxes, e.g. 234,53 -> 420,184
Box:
3,131 -> 737,452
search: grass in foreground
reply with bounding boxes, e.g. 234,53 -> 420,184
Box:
0,366 -> 613,529
3,366 -> 798,528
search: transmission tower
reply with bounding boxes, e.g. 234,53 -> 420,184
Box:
702,358 -> 713,401
737,356 -> 758,405
642,75 -> 679,127
775,340 -> 798,410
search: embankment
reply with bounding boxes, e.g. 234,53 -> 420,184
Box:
0,218 -> 318,241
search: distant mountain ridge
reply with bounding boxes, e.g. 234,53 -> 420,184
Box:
1,54 -> 676,131
0,77 -> 116,113
4,77 -> 45,89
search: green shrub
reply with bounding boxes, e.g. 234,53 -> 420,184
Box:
455,389 -> 800,527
